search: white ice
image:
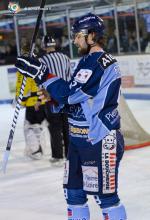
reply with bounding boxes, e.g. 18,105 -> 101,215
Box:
0,100 -> 150,220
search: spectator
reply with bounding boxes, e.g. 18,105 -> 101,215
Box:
107,34 -> 117,53
145,34 -> 150,53
61,34 -> 70,56
145,41 -> 150,53
128,36 -> 138,52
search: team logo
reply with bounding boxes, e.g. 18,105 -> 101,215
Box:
103,213 -> 109,220
67,208 -> 73,217
103,133 -> 116,150
74,69 -> 92,84
8,2 -> 21,14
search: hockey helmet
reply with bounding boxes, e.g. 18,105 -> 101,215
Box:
71,13 -> 105,40
41,35 -> 56,48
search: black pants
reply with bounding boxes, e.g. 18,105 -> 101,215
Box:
25,104 -> 69,158
25,105 -> 45,124
44,103 -> 69,159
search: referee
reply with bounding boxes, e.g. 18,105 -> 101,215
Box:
39,35 -> 71,164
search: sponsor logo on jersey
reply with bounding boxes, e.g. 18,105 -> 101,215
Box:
70,126 -> 89,135
114,65 -> 121,77
74,69 -> 92,84
102,130 -> 117,194
82,166 -> 98,192
98,52 -> 117,69
105,108 -> 120,125
83,160 -> 96,165
68,105 -> 86,119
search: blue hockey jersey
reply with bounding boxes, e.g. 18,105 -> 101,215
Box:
42,51 -> 121,145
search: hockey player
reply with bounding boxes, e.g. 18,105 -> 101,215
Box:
15,13 -> 127,220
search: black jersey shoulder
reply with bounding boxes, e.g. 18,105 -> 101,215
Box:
97,52 -> 117,69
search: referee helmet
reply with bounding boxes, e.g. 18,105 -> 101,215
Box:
41,35 -> 56,49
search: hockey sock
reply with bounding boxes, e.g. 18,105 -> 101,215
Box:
67,203 -> 90,220
102,203 -> 127,220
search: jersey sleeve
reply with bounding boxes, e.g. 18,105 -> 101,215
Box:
42,52 -> 120,107
42,63 -> 102,105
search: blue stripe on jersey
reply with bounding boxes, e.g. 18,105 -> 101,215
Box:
68,90 -> 91,105
43,77 -> 60,89
68,118 -> 89,127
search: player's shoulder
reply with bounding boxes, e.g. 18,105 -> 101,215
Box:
97,51 -> 117,69
80,53 -> 99,67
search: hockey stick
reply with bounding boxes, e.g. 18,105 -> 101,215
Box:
1,0 -> 47,173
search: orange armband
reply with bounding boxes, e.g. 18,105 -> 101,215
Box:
46,73 -> 56,80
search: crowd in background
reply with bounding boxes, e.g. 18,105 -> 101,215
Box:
0,40 -> 17,65
0,31 -> 150,65
106,32 -> 150,53
0,18 -> 150,65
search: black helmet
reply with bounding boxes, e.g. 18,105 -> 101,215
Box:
41,35 -> 56,48
71,13 -> 105,39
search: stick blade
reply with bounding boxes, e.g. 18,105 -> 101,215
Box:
1,150 -> 10,173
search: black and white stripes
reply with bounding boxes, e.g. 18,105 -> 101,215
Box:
39,52 -> 71,81
6,76 -> 27,151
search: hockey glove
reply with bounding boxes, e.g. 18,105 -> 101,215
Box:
15,56 -> 49,85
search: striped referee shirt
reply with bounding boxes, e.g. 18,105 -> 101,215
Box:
39,51 -> 71,82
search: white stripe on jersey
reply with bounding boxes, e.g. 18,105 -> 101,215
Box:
40,52 -> 71,82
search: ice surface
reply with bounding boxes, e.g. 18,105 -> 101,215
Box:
0,100 -> 150,220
